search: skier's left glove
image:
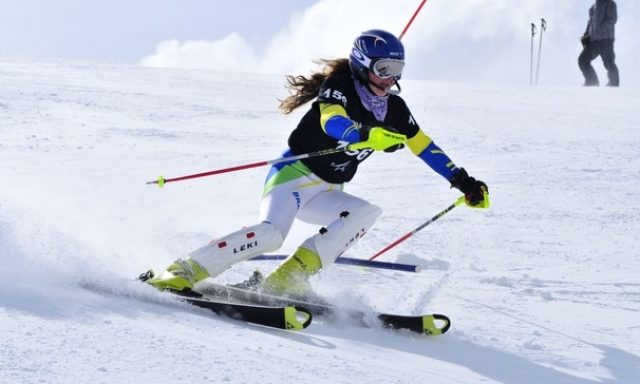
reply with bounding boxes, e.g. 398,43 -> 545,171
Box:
349,126 -> 406,152
450,168 -> 489,207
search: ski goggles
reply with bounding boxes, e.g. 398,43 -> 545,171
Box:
371,58 -> 405,79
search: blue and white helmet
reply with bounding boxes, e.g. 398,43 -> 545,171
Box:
349,29 -> 405,83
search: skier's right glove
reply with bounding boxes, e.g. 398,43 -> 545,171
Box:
349,126 -> 406,152
450,168 -> 489,208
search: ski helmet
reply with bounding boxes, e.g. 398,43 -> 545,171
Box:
349,29 -> 405,83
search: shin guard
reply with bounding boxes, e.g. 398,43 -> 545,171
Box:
189,222 -> 284,277
311,204 -> 382,267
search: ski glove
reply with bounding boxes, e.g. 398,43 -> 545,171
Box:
450,168 -> 489,207
349,125 -> 406,152
377,126 -> 405,153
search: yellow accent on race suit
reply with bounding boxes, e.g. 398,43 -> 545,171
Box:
406,129 -> 433,155
295,179 -> 324,189
295,178 -> 343,192
319,103 -> 349,132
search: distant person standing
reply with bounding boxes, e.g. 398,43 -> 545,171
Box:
578,0 -> 619,86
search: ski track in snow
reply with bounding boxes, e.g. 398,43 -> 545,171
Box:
1,56 -> 639,383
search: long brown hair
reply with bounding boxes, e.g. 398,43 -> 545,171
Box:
278,58 -> 351,114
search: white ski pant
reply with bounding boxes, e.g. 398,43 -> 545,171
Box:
260,177 -> 368,237
259,165 -> 382,267
189,162 -> 381,276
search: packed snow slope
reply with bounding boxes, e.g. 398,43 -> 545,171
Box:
1,56 -> 639,384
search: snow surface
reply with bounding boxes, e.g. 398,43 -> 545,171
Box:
1,56 -> 639,384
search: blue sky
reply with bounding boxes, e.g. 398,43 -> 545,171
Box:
1,0 -> 637,86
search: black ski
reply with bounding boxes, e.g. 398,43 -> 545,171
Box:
198,283 -> 450,336
137,270 -> 312,331
176,292 -> 312,331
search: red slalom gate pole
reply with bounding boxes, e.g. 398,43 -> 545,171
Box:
399,0 -> 429,39
251,254 -> 420,273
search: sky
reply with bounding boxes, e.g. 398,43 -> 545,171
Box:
1,0 -> 638,86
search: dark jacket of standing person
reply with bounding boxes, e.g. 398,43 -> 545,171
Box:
584,0 -> 617,41
578,0 -> 619,86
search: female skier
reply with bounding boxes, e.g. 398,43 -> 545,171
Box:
145,29 -> 488,295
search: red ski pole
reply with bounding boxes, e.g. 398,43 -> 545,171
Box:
147,128 -> 406,187
146,147 -> 347,187
369,196 -> 467,261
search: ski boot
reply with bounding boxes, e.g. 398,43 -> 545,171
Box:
142,257 -> 210,294
261,246 -> 322,297
230,270 -> 264,291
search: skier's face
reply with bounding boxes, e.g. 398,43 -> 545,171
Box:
367,72 -> 396,96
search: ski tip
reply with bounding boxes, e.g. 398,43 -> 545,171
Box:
422,314 -> 451,335
284,306 -> 313,331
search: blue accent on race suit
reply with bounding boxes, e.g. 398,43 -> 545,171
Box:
417,141 -> 458,181
324,115 -> 360,143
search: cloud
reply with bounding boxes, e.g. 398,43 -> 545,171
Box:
140,0 -> 638,87
140,33 -> 258,71
140,0 -> 414,75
